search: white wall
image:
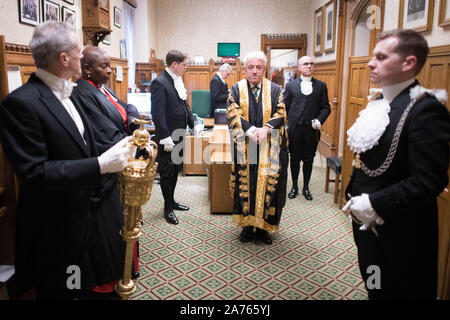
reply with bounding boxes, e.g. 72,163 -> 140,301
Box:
306,0 -> 340,62
153,0 -> 308,62
383,0 -> 450,47
0,0 -> 124,58
134,0 -> 159,62
0,0 -> 83,46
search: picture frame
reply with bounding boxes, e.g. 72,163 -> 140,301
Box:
114,6 -> 122,28
313,6 -> 324,55
42,0 -> 60,22
62,6 -> 75,31
119,39 -> 127,59
439,0 -> 450,28
398,0 -> 435,33
63,0 -> 74,4
19,0 -> 40,26
102,34 -> 111,46
324,0 -> 336,53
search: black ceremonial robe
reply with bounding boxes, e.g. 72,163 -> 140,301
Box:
71,79 -> 139,288
227,78 -> 288,233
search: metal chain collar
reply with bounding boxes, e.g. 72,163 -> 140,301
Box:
359,90 -> 421,177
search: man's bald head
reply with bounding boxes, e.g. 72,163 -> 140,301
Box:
297,56 -> 314,77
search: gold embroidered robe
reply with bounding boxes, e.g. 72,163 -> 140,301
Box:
227,78 -> 288,233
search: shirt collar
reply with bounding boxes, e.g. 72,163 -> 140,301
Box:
301,75 -> 312,82
249,81 -> 261,89
36,69 -> 77,99
165,67 -> 178,80
217,72 -> 226,83
382,78 -> 415,103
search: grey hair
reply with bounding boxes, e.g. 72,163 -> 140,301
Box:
244,51 -> 267,67
219,63 -> 232,72
29,21 -> 77,69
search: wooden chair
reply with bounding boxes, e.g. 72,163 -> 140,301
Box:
325,156 -> 342,206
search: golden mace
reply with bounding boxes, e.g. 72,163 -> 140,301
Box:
115,115 -> 158,300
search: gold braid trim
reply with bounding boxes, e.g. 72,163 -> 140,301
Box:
227,90 -> 249,214
232,214 -> 279,233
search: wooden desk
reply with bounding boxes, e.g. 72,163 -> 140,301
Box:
202,118 -> 214,128
183,134 -> 210,176
208,125 -> 233,214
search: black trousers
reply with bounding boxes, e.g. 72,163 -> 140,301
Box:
289,123 -> 320,190
157,145 -> 183,212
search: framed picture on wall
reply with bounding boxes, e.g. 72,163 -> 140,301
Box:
398,0 -> 435,33
19,0 -> 40,26
62,6 -> 75,31
439,0 -> 450,28
120,39 -> 127,59
314,7 -> 324,55
63,0 -> 74,4
114,7 -> 122,28
43,0 -> 60,22
324,0 -> 336,53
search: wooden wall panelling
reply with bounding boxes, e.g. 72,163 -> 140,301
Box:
340,56 -> 371,208
109,57 -> 129,102
0,37 -> 19,265
313,61 -> 338,157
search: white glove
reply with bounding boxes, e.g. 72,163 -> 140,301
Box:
311,119 -> 321,130
98,136 -> 133,174
342,193 -> 384,230
159,136 -> 175,152
245,126 -> 258,142
194,123 -> 203,137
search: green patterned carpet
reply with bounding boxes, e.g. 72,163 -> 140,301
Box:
131,164 -> 368,300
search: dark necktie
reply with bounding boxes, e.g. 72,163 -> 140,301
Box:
252,86 -> 259,102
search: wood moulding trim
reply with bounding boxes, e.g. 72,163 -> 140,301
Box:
5,43 -> 31,54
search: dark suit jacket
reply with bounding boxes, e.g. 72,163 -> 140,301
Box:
210,73 -> 229,116
151,70 -> 195,143
284,77 -> 331,138
345,81 -> 450,299
72,79 -> 139,153
0,74 -> 101,297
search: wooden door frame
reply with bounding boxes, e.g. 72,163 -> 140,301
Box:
260,34 -> 307,79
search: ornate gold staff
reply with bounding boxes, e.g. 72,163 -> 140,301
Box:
115,115 -> 158,300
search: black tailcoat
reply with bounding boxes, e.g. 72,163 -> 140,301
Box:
0,74 -> 101,298
284,77 -> 331,160
151,70 -> 195,176
210,73 -> 229,116
345,81 -> 450,299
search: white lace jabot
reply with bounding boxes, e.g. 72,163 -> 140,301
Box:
347,80 -> 448,155
300,75 -> 312,96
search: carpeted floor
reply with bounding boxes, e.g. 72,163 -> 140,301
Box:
131,162 -> 368,300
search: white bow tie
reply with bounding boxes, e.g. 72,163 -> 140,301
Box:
60,81 -> 77,100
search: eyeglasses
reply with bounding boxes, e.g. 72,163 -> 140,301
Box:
301,62 -> 314,67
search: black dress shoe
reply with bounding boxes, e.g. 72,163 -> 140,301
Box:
239,226 -> 254,242
256,228 -> 272,245
164,210 -> 179,224
132,271 -> 140,280
288,187 -> 298,199
302,189 -> 313,201
172,202 -> 190,211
